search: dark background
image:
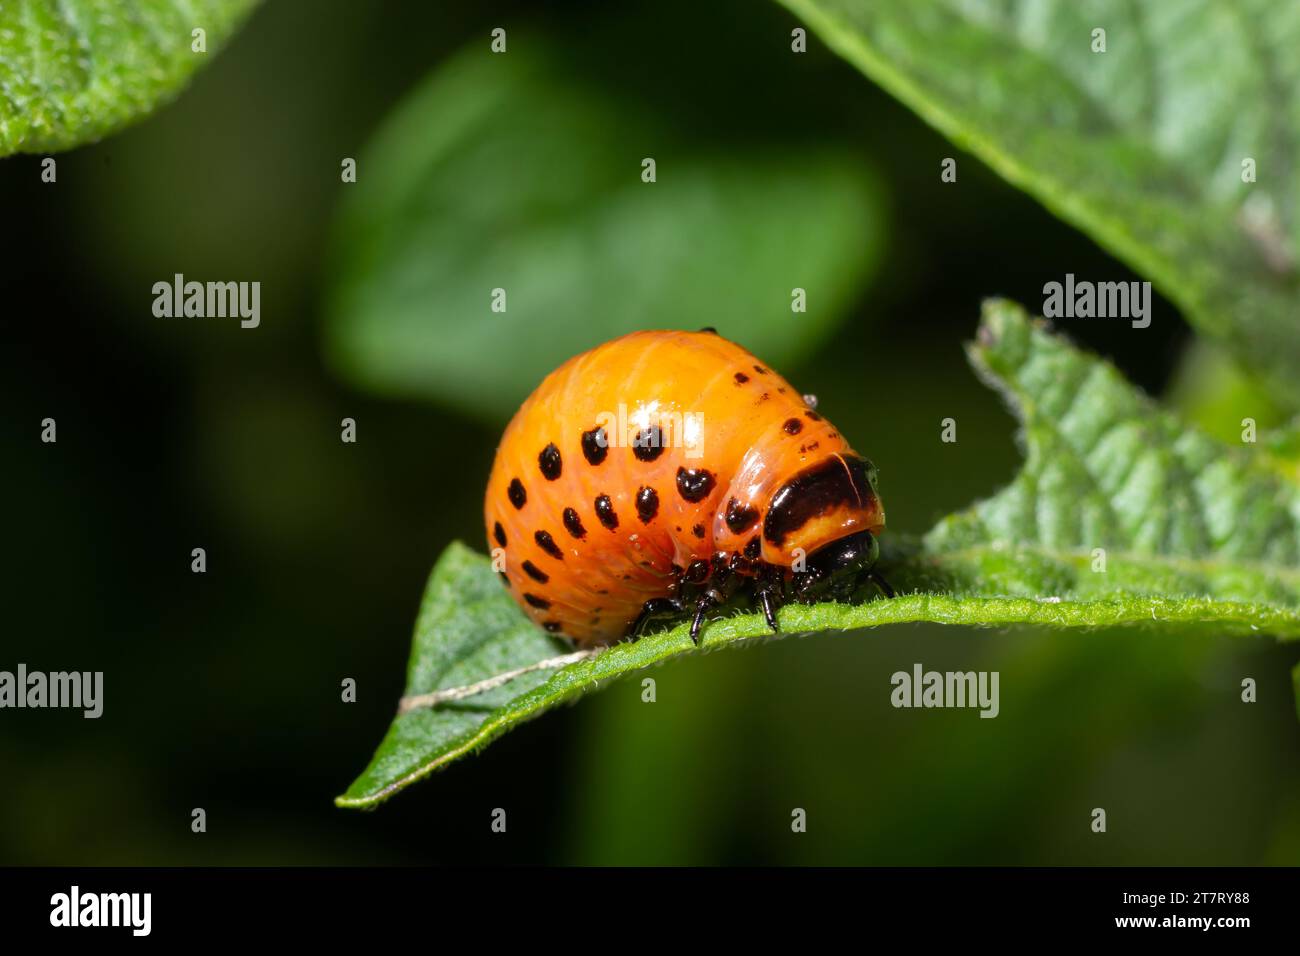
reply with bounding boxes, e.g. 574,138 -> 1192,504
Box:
1,0 -> 1296,865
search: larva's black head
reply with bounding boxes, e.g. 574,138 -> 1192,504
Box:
807,528 -> 878,576
791,529 -> 879,600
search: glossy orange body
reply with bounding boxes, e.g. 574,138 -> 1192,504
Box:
485,330 -> 884,645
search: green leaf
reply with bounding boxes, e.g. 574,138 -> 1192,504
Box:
324,38 -> 882,422
0,0 -> 259,156
776,0 -> 1300,409
339,300 -> 1300,808
924,300 -> 1300,615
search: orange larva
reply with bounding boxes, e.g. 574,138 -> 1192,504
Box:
485,329 -> 889,647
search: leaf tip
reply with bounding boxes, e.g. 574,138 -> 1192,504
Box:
975,296 -> 1032,344
969,298 -> 1052,385
334,793 -> 373,811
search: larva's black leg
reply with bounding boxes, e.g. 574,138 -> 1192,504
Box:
632,597 -> 684,636
868,568 -> 895,599
754,563 -> 784,632
759,587 -> 780,632
690,589 -> 723,645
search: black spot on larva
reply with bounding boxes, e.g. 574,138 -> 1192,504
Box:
562,507 -> 587,539
522,560 -> 549,584
685,559 -> 709,583
542,621 -> 563,633
783,417 -> 803,435
734,371 -> 750,385
636,486 -> 660,523
507,478 -> 527,509
676,467 -> 716,503
744,536 -> 761,559
725,497 -> 760,534
538,443 -> 562,480
534,530 -> 563,560
581,427 -> 608,466
806,410 -> 822,422
692,523 -> 706,539
757,392 -> 770,403
754,365 -> 768,375
777,387 -> 787,394
493,521 -> 507,547
524,593 -> 552,610
699,326 -> 718,334
497,572 -> 510,588
632,426 -> 664,462
595,494 -> 619,530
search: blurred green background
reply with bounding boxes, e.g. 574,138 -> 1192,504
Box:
1,0 -> 1297,865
